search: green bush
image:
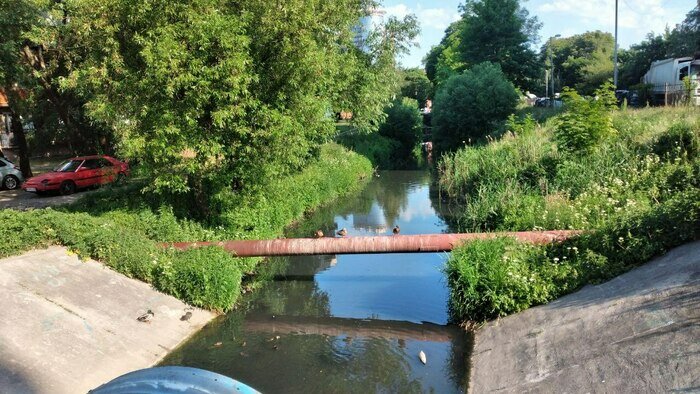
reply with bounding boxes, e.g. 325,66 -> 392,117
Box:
337,128 -> 401,169
445,237 -> 550,321
158,247 -> 242,311
446,189 -> 700,321
432,62 -> 519,152
378,97 -> 423,155
554,83 -> 617,154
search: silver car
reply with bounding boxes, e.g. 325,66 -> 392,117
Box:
0,157 -> 24,190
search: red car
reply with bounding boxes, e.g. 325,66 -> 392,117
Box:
22,155 -> 130,195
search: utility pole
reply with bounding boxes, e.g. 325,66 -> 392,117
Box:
613,0 -> 619,88
549,34 -> 560,107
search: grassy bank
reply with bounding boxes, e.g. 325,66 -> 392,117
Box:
439,107 -> 700,322
0,143 -> 373,311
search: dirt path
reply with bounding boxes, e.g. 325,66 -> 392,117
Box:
0,188 -> 97,210
469,241 -> 700,393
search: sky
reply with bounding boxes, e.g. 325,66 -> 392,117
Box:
378,0 -> 696,68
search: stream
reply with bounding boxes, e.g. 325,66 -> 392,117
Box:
160,171 -> 472,393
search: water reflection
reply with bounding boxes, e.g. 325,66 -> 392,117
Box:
161,171 -> 471,393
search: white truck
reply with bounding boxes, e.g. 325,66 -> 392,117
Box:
642,56 -> 700,105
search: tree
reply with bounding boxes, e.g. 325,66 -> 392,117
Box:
543,31 -> 615,96
340,14 -> 420,134
0,0 -> 38,177
57,0 -> 417,218
618,4 -> 699,89
378,97 -> 423,156
432,62 -> 519,153
400,68 -> 432,106
424,19 -> 467,89
618,33 -> 670,88
667,5 -> 700,58
458,0 -> 542,91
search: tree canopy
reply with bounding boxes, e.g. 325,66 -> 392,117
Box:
1,0 -> 417,216
542,31 -> 614,96
399,68 -> 432,106
432,62 -> 519,152
618,4 -> 700,88
458,0 -> 542,91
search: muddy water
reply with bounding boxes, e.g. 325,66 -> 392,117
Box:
160,171 -> 471,393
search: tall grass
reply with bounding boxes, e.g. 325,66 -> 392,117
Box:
440,107 -> 700,321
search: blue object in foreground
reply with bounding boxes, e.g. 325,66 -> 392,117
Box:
90,366 -> 260,394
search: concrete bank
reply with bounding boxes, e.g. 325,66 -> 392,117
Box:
0,247 -> 215,393
469,241 -> 700,393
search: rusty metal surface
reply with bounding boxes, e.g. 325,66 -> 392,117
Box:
165,231 -> 581,257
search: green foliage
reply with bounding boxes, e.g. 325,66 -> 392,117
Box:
158,247 -> 243,310
447,190 -> 699,321
400,68 -> 432,105
378,97 -> 423,155
439,106 -> 700,321
653,121 -> 699,161
432,62 -> 519,152
336,130 -> 400,169
341,14 -> 420,134
423,19 -> 467,89
459,0 -> 542,91
505,114 -> 537,136
554,83 -> 616,154
618,5 -> 699,88
544,31 -> 614,96
0,143 -> 372,311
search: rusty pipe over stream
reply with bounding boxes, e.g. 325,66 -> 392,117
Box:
165,230 -> 580,257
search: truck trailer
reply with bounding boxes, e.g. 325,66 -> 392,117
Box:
642,56 -> 700,105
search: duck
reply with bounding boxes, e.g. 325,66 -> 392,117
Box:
336,228 -> 347,237
137,309 -> 154,323
314,229 -> 324,238
180,311 -> 193,321
392,225 -> 400,235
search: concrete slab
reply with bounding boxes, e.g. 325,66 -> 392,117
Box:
0,246 -> 216,393
469,241 -> 700,393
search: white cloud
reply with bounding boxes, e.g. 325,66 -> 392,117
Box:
538,0 -> 684,37
381,3 -> 461,31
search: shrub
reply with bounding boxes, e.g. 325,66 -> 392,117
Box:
554,83 -> 617,154
445,237 -> 550,321
432,62 -> 519,152
446,189 -> 700,321
378,97 -> 423,156
336,131 -> 400,169
159,247 -> 242,311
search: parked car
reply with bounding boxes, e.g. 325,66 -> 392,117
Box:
0,157 -> 24,190
22,155 -> 129,195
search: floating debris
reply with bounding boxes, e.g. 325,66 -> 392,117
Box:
419,350 -> 427,365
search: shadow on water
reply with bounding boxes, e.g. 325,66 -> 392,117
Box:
161,171 -> 473,393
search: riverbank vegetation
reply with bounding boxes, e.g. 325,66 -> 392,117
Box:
0,144 -> 372,311
441,105 -> 699,321
0,0 -> 417,310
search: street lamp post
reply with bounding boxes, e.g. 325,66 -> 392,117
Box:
613,0 -> 619,88
549,34 -> 561,107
